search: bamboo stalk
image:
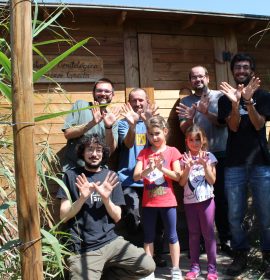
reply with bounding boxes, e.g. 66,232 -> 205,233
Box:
10,0 -> 43,279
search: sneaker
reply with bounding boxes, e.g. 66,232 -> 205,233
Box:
207,272 -> 218,280
207,264 -> 218,280
185,263 -> 200,280
185,271 -> 200,280
226,250 -> 248,276
171,267 -> 183,280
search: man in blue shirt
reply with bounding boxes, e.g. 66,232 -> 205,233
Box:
118,88 -> 150,234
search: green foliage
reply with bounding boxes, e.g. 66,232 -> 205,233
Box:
0,1 -> 93,278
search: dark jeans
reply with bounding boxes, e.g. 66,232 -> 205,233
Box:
225,165 -> 270,251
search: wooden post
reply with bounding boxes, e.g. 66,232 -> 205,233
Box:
138,34 -> 155,103
213,37 -> 228,87
10,1 -> 43,279
124,22 -> 140,101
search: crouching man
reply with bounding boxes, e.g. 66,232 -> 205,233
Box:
57,134 -> 155,280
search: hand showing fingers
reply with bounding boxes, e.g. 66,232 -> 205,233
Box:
103,106 -> 120,127
75,173 -> 94,199
94,171 -> 119,200
182,152 -> 193,168
140,102 -> 159,122
220,82 -> 240,103
242,76 -> 261,101
91,101 -> 103,124
197,97 -> 209,114
121,103 -> 139,125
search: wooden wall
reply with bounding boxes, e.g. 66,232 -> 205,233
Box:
1,10 -> 270,165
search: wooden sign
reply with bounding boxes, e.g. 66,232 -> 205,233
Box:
33,55 -> 104,83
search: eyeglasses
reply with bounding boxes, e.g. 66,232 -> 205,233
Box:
190,75 -> 206,81
95,88 -> 113,95
233,64 -> 251,70
85,147 -> 103,155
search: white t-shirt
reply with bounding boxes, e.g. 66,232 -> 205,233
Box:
181,152 -> 217,204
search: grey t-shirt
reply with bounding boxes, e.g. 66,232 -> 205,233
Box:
180,91 -> 227,153
62,100 -> 118,171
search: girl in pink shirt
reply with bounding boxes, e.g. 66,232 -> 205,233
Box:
134,115 -> 182,280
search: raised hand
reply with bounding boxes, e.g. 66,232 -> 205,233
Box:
182,152 -> 194,168
241,76 -> 261,101
103,106 -> 121,128
75,173 -> 95,199
94,171 -> 119,200
121,103 -> 140,125
176,103 -> 196,120
148,155 -> 157,171
197,94 -> 210,114
196,151 -> 209,167
220,82 -> 243,104
91,101 -> 103,124
140,102 -> 159,122
154,153 -> 164,170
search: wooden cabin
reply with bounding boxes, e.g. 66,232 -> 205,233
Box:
1,2 -> 270,166
1,1 -> 270,250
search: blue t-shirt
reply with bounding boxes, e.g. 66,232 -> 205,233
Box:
118,119 -> 148,187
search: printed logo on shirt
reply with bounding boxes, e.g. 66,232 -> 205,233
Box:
136,133 -> 147,146
187,164 -> 213,202
147,183 -> 168,198
90,191 -> 102,203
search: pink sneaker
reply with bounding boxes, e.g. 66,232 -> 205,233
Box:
207,272 -> 218,280
185,271 -> 200,280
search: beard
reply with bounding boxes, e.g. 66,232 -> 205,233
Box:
85,161 -> 101,170
235,76 -> 252,86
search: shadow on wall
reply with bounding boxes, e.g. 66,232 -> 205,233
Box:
166,97 -> 186,154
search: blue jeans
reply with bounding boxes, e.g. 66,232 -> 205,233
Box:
225,165 -> 270,251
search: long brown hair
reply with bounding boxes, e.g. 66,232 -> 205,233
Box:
185,124 -> 208,151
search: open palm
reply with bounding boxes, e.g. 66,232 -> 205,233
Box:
94,171 -> 119,200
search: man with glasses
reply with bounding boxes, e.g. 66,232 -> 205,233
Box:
176,66 -> 231,258
218,53 -> 270,277
62,78 -> 120,171
57,134 -> 155,279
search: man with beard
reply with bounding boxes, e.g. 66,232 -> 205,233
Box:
57,134 -> 155,280
176,66 -> 231,255
62,78 -> 120,171
218,53 -> 270,277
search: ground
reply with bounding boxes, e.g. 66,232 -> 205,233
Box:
154,249 -> 267,280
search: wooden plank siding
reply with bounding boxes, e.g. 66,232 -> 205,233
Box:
1,9 -> 270,169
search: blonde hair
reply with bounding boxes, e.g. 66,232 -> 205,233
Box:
146,115 -> 168,130
185,124 -> 208,151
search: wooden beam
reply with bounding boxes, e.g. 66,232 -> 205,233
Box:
117,11 -> 127,26
180,15 -> 196,30
138,33 -> 154,103
213,37 -> 228,86
225,28 -> 238,86
10,1 -> 43,279
123,22 -> 139,101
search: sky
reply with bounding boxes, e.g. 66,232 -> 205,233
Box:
42,0 -> 270,17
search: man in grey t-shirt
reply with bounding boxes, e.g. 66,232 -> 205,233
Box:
176,65 -> 231,255
62,78 -> 120,171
